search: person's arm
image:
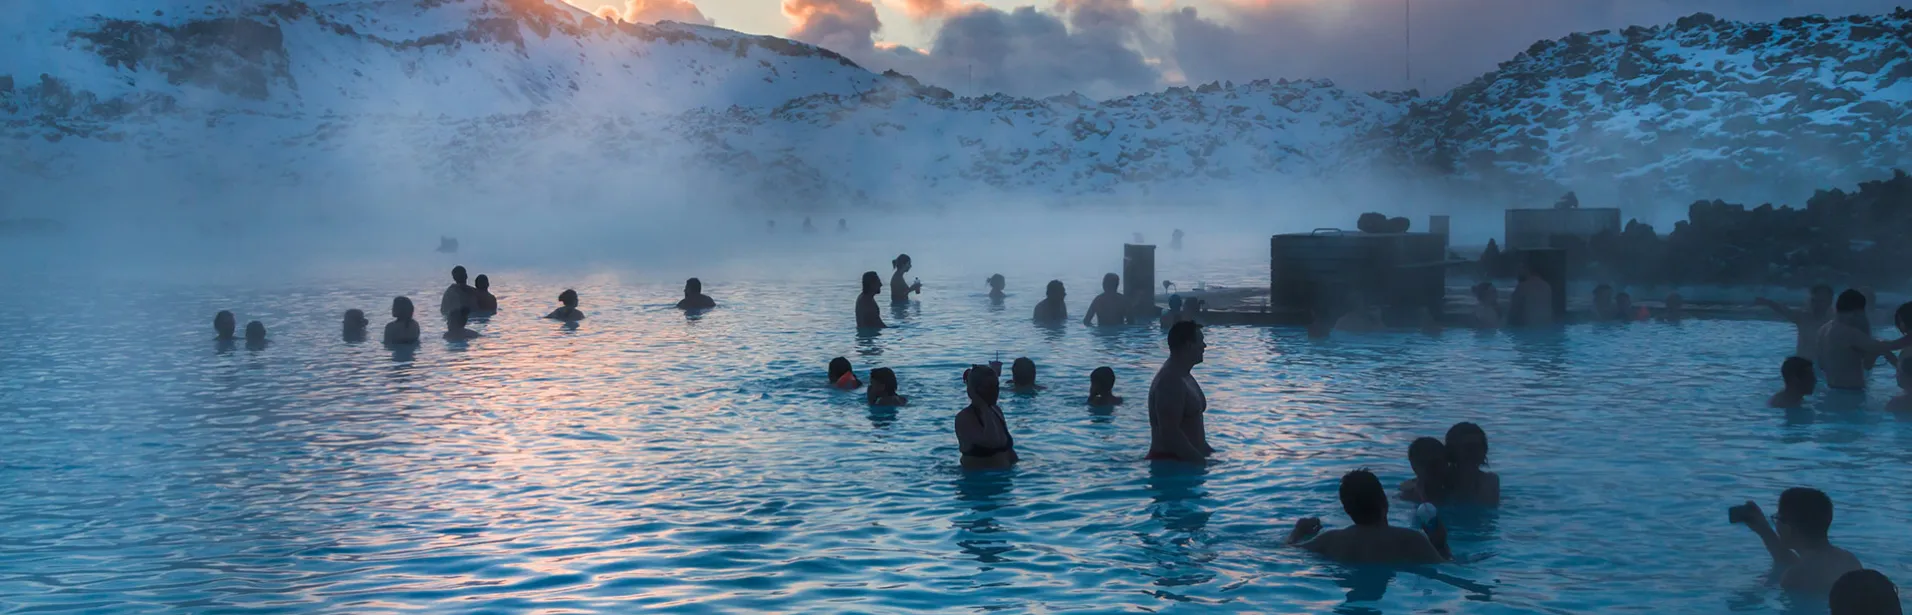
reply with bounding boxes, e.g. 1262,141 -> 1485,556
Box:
1852,333 -> 1912,356
1731,501 -> 1797,567
1082,298 -> 1098,326
1423,520 -> 1452,561
1286,518 -> 1323,547
1153,386 -> 1208,461
1754,298 -> 1800,324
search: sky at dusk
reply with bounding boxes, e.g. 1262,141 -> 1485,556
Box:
563,0 -> 1907,98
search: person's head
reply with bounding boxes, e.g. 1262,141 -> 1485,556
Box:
214,311 -> 236,338
1782,356 -> 1817,394
828,357 -> 853,382
862,271 -> 882,295
391,296 -> 414,320
1408,437 -> 1449,501
1168,294 -> 1184,313
685,278 -> 703,297
1046,280 -> 1065,300
1665,292 -> 1684,311
1593,284 -> 1613,304
1830,569 -> 1901,615
1445,422 -> 1489,470
1090,366 -> 1115,395
344,309 -> 367,329
452,266 -> 467,284
474,274 -> 490,291
1167,321 -> 1206,364
1102,273 -> 1120,293
987,274 -> 1005,291
966,364 -> 1001,406
892,254 -> 912,272
1339,469 -> 1390,526
869,367 -> 897,397
1010,357 -> 1036,387
447,307 -> 470,331
559,289 -> 578,307
244,321 -> 267,342
1837,289 -> 1867,314
1776,487 -> 1834,546
1895,301 -> 1912,335
1812,284 -> 1836,317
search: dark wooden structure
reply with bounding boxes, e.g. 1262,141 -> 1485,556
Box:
1270,229 -> 1450,318
1123,243 -> 1159,320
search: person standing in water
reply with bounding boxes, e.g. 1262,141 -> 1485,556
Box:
1730,487 -> 1862,592
1083,273 -> 1129,326
545,289 -> 585,322
1147,322 -> 1212,462
1088,366 -> 1123,406
678,278 -> 716,310
472,275 -> 499,314
383,297 -> 421,344
1444,422 -> 1499,506
1757,285 -> 1836,362
213,311 -> 238,340
986,274 -> 1007,301
1286,469 -> 1449,564
343,309 -> 369,342
1398,437 -> 1450,504
1160,295 -> 1185,329
837,218 -> 849,233
444,308 -> 480,340
440,266 -> 476,317
1815,290 -> 1912,391
890,255 -> 922,304
1771,357 -> 1818,409
1508,261 -> 1554,326
857,271 -> 886,328
803,217 -> 817,233
1033,280 -> 1068,325
1471,283 -> 1501,329
956,364 -> 1017,470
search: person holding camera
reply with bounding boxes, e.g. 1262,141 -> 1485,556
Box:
1730,488 -> 1862,592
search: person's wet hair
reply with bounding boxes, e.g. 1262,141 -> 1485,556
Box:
861,271 -> 882,295
214,311 -> 237,338
988,274 -> 1005,288
869,367 -> 898,398
447,307 -> 470,331
1046,280 -> 1065,298
452,266 -> 467,284
1011,357 -> 1036,387
1409,437 -> 1449,503
244,321 -> 267,342
1090,366 -> 1115,395
828,357 -> 853,383
1102,273 -> 1120,293
344,309 -> 367,328
1445,422 -> 1489,469
1778,487 -> 1834,540
1837,289 -> 1867,313
392,296 -> 415,319
1830,569 -> 1901,615
474,274 -> 490,291
1168,294 -> 1184,312
1339,469 -> 1389,526
1782,357 -> 1816,392
1168,321 -> 1202,351
686,278 -> 702,295
966,364 -> 1001,406
559,289 -> 579,306
892,254 -> 911,270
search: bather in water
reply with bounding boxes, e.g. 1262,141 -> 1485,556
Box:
440,266 -> 476,317
545,289 -> 585,322
856,272 -> 885,329
829,357 -> 862,389
1285,469 -> 1449,564
444,307 -> 480,340
867,367 -> 908,406
986,274 -> 1006,301
1769,356 -> 1816,409
213,310 -> 238,341
1083,273 -> 1128,326
343,309 -> 369,342
1729,487 -> 1861,592
890,254 -> 922,304
1008,357 -> 1042,393
1443,422 -> 1499,507
678,278 -> 716,311
1087,366 -> 1123,407
472,274 -> 499,314
383,296 -> 421,344
1398,437 -> 1449,504
1033,280 -> 1067,325
244,321 -> 268,350
956,364 -> 1017,470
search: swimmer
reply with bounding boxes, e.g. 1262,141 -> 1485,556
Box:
1335,292 -> 1383,333
1830,569 -> 1901,615
1088,366 -> 1123,406
828,357 -> 862,389
678,278 -> 716,310
343,309 -> 369,342
443,307 -> 480,340
1471,283 -> 1500,329
1160,295 -> 1184,329
1815,290 -> 1912,390
956,364 -> 1017,470
1592,284 -> 1615,321
867,367 -> 908,406
472,274 -> 498,314
213,310 -> 238,340
986,274 -> 1007,300
1730,487 -> 1862,592
1661,292 -> 1686,322
383,296 -> 421,344
803,217 -> 817,233
1033,280 -> 1068,325
440,265 -> 476,317
1615,292 -> 1645,321
1398,437 -> 1450,504
1286,469 -> 1449,564
244,321 -> 268,349
1509,260 -> 1554,326
1008,357 -> 1042,393
1083,273 -> 1129,326
1770,357 -> 1817,409
857,271 -> 886,328
1171,228 -> 1184,251
545,289 -> 585,322
1756,285 -> 1835,361
1444,422 -> 1499,507
1147,322 -> 1212,462
889,255 -> 922,304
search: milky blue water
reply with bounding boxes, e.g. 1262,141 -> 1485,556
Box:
3,246 -> 1910,614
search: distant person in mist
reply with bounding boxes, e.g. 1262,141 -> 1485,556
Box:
678,278 -> 716,311
213,311 -> 238,341
243,321 -> 268,350
343,309 -> 369,342
1147,322 -> 1212,463
1477,281 -> 1509,329
986,274 -> 1007,301
1817,290 -> 1912,390
890,255 -> 922,303
803,217 -> 817,233
545,289 -> 585,322
1509,261 -> 1553,327
444,308 -> 480,340
440,266 -> 476,318
1770,356 -> 1817,409
837,218 -> 849,233
1171,229 -> 1184,251
472,275 -> 498,314
856,271 -> 885,329
1083,273 -> 1128,326
383,297 -> 421,344
1033,280 -> 1068,325
1757,285 -> 1835,362
766,220 -> 776,234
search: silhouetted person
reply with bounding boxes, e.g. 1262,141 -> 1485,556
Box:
1472,283 -> 1501,329
1830,570 -> 1902,615
1033,280 -> 1068,324
868,367 -> 908,406
1615,291 -> 1643,321
383,296 -> 421,344
1008,357 -> 1042,393
1398,437 -> 1449,504
441,266 -> 476,317
545,289 -> 584,322
1083,273 -> 1128,326
1171,229 -> 1184,251
678,278 -> 715,310
766,220 -> 776,234
837,218 -> 849,232
1817,290 -> 1912,390
472,274 -> 498,314
986,274 -> 1006,300
857,271 -> 885,328
1730,487 -> 1862,592
213,310 -> 238,340
437,236 -> 459,253
1771,357 -> 1817,409
803,217 -> 817,233
444,307 -> 480,340
1661,292 -> 1686,322
1591,284 -> 1615,321
1758,285 -> 1835,361
1160,295 -> 1185,329
956,364 -> 1017,470
1148,322 -> 1211,462
1509,260 -> 1554,326
1088,366 -> 1123,406
1286,469 -> 1448,564
244,321 -> 268,350
1445,422 -> 1499,507
890,254 -> 922,303
343,309 -> 369,342
829,356 -> 861,389
1892,303 -> 1912,411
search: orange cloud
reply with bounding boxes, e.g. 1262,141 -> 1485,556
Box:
783,0 -> 881,51
596,0 -> 713,25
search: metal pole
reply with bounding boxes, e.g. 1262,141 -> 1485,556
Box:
1404,0 -> 1411,87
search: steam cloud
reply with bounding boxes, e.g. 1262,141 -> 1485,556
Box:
597,0 -> 713,26
783,0 -> 884,53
